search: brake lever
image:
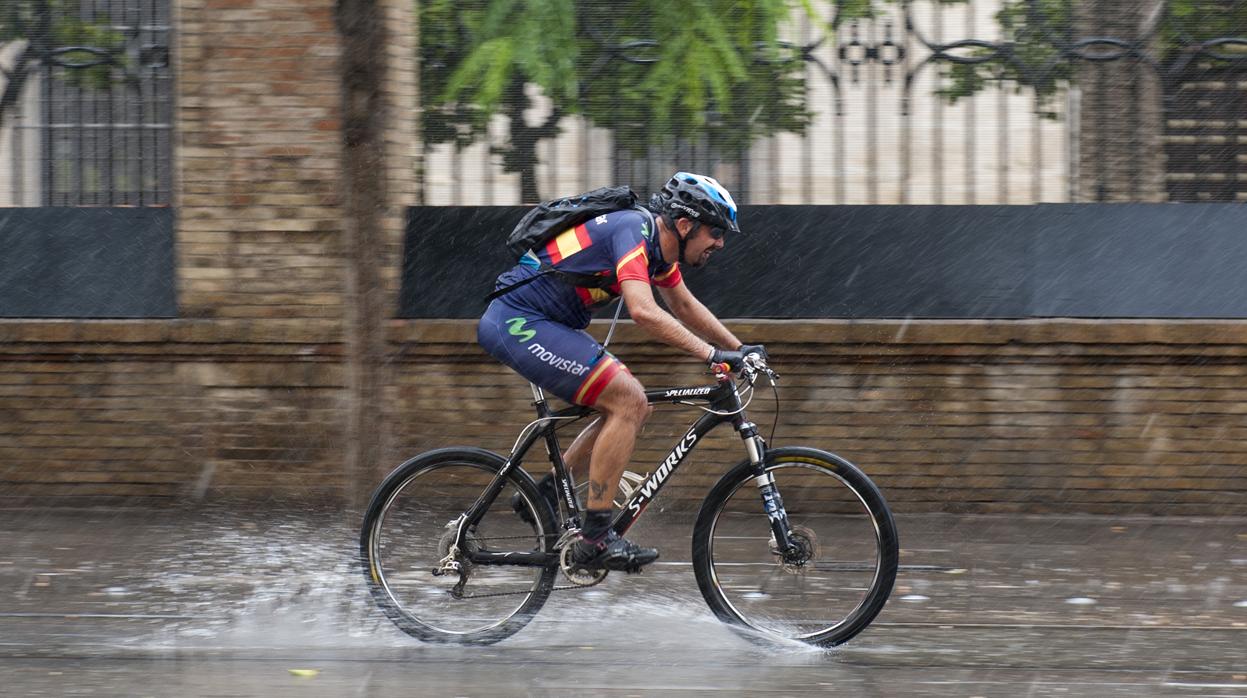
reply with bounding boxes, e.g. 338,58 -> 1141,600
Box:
743,353 -> 779,382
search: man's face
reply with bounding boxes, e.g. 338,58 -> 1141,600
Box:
678,219 -> 726,268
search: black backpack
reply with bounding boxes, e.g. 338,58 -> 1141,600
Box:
486,186 -> 656,302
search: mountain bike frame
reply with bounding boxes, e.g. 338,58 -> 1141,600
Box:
450,371 -> 798,569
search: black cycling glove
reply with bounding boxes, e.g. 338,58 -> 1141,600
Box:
708,347 -> 745,372
737,343 -> 769,361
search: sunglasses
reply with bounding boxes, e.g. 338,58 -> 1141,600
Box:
704,225 -> 728,240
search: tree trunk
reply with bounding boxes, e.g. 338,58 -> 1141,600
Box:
1074,0 -> 1166,202
503,80 -> 562,203
0,44 -> 33,132
518,148 -> 541,202
336,0 -> 391,510
503,82 -> 542,203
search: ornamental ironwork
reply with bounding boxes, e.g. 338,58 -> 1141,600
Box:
422,0 -> 1247,205
1,0 -> 172,206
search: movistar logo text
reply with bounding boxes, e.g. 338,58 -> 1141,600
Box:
529,343 -> 591,376
506,317 -> 535,343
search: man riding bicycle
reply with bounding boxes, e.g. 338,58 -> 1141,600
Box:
477,172 -> 767,573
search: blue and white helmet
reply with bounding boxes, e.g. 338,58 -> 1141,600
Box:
654,172 -> 740,234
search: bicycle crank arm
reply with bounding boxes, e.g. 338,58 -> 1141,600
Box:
466,550 -> 558,568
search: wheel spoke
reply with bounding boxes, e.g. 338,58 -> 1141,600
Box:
361,456 -> 557,644
693,454 -> 898,647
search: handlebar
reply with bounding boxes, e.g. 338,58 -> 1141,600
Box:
742,352 -> 780,382
712,352 -> 780,384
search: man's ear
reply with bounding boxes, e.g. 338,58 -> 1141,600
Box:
676,218 -> 696,238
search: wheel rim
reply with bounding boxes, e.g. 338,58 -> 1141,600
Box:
368,461 -> 550,637
706,459 -> 886,641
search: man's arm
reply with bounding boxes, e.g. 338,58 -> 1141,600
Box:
619,280 -> 716,361
656,279 -> 741,351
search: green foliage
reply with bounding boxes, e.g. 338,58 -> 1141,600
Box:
1,0 -> 126,91
420,0 -> 814,164
934,0 -> 1071,118
929,0 -> 1247,114
1162,0 -> 1247,56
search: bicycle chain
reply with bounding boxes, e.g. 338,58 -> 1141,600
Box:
449,583 -> 602,600
442,528 -> 608,599
469,533 -> 561,542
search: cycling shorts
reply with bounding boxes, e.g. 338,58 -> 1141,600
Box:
477,300 -> 627,406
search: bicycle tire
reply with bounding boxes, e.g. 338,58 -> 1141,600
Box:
359,448 -> 559,645
691,446 -> 899,647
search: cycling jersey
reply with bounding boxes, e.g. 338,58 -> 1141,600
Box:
478,209 -> 682,405
492,209 -> 683,329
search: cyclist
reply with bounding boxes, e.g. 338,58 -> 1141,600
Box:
477,172 -> 767,573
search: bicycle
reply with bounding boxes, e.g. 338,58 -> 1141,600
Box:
360,353 -> 899,647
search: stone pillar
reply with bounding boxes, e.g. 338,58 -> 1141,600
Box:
174,0 -> 418,503
174,0 -> 348,319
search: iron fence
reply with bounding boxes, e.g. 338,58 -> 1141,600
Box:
420,0 -> 1246,206
1,0 -> 172,206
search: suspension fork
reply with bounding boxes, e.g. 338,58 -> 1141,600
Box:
741,421 -> 796,553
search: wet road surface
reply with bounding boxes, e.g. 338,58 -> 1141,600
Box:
1,507 -> 1244,696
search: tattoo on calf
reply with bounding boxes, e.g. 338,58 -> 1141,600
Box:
589,480 -> 611,501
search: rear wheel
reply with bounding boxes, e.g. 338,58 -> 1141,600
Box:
692,447 -> 898,647
360,448 -> 559,645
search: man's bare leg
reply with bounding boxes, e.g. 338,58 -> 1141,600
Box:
560,418 -> 601,482
568,371 -> 659,568
583,374 -> 650,509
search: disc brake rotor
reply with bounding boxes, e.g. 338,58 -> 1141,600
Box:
770,524 -> 820,574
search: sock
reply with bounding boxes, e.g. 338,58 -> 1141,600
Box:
580,509 -> 613,543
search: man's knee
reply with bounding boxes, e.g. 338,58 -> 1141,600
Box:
596,374 -> 650,426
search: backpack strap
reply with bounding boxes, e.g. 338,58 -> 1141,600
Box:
483,268 -> 553,302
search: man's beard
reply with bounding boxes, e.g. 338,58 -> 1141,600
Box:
684,247 -> 710,268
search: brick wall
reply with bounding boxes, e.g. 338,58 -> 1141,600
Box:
0,321 -> 345,504
2,319 -> 1243,515
4,1 -> 1242,515
174,0 -> 348,319
379,0 -> 419,299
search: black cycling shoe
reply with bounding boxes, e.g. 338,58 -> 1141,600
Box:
570,531 -> 659,573
512,477 -> 558,526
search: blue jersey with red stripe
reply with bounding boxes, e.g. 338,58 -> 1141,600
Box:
492,209 -> 683,328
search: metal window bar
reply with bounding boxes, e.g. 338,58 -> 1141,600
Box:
411,1 -> 1244,206
2,0 -> 171,207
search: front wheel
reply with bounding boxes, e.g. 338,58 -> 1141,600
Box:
692,447 -> 899,647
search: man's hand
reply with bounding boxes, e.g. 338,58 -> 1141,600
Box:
737,343 -> 769,361
708,347 -> 745,372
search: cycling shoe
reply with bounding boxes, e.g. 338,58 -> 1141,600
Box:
569,530 -> 659,573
